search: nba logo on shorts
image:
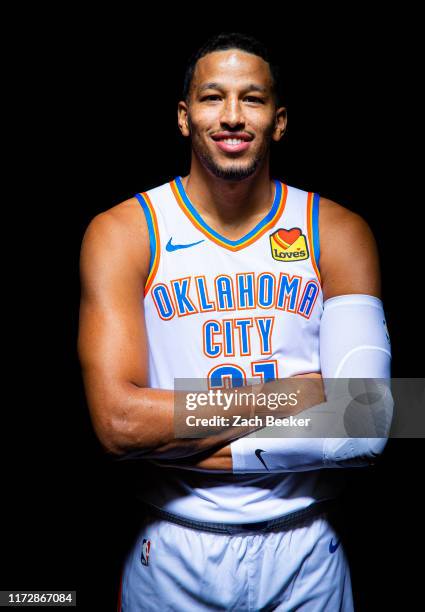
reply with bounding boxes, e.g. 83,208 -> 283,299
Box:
141,539 -> 151,566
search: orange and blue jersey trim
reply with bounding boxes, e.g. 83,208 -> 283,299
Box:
307,192 -> 321,283
170,176 -> 288,252
134,191 -> 161,296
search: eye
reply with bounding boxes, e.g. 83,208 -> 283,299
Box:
201,95 -> 221,101
244,96 -> 264,103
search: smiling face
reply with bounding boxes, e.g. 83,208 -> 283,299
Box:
178,49 -> 287,181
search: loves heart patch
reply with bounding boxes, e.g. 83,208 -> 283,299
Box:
269,227 -> 309,262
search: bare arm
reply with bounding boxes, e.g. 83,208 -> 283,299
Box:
164,198 -> 382,471
78,201 -> 324,460
319,197 -> 381,301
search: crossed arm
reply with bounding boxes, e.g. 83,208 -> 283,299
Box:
78,196 -> 382,469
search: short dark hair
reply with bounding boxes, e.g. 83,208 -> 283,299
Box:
182,32 -> 285,107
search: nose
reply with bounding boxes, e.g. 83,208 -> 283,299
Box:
219,96 -> 245,129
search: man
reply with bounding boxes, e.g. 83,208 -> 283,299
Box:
78,33 -> 391,611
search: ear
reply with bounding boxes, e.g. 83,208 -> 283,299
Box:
177,101 -> 190,137
272,106 -> 287,142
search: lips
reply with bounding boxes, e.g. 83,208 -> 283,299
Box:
214,139 -> 252,153
211,132 -> 253,142
211,132 -> 253,154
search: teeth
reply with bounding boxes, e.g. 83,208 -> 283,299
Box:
222,139 -> 243,145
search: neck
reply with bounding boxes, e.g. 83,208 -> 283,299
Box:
180,155 -> 275,228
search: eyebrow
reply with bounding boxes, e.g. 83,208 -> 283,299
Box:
198,82 -> 268,94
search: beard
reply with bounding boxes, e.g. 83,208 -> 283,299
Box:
195,144 -> 263,181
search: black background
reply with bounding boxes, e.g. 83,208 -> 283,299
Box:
3,14 -> 422,611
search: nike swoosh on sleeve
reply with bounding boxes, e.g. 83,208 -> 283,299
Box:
255,449 -> 269,470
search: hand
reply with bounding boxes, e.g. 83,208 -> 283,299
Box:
150,444 -> 233,472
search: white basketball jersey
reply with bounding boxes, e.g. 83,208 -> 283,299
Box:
134,176 -> 341,522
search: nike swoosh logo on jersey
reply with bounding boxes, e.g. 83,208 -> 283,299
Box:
329,538 -> 341,553
255,449 -> 269,470
166,237 -> 205,251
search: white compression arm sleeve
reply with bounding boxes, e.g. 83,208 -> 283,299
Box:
319,294 -> 391,379
231,294 -> 393,473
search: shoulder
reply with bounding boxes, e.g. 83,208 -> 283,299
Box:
317,197 -> 381,299
318,196 -> 378,260
80,196 -> 150,280
318,196 -> 374,241
83,196 -> 148,241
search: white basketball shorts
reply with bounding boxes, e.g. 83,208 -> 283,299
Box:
118,509 -> 353,611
